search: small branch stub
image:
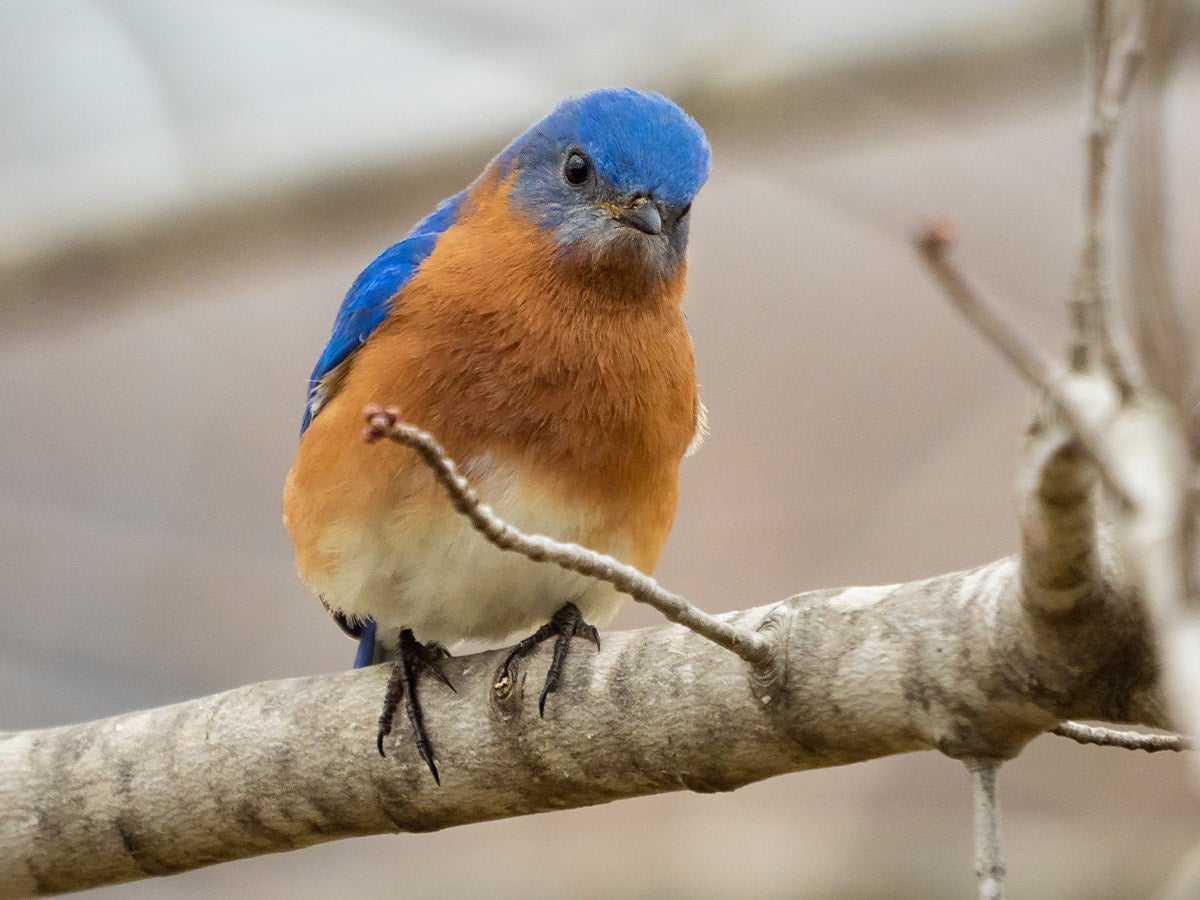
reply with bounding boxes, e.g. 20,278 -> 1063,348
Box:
968,758 -> 1006,900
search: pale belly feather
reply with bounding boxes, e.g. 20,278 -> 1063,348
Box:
311,458 -> 630,647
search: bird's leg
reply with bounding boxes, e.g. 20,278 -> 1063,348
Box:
502,602 -> 601,717
377,629 -> 454,783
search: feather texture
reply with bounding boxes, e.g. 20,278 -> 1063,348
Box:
301,190 -> 468,433
285,87 -> 710,648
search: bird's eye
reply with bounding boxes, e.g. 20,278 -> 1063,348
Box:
563,151 -> 591,186
678,202 -> 692,218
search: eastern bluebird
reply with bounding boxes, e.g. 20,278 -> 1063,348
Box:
283,87 -> 711,781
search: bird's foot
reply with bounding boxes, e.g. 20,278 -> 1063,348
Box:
377,629 -> 455,783
502,602 -> 601,717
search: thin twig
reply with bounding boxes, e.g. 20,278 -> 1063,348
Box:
1075,0 -> 1150,394
1101,0 -> 1147,115
1052,720 -> 1192,752
917,224 -> 1060,392
361,405 -> 773,666
1093,0 -> 1150,396
967,758 -> 1006,900
916,224 -> 1131,507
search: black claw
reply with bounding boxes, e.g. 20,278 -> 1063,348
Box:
375,629 -> 454,782
427,659 -> 457,693
376,654 -> 406,758
403,674 -> 440,784
413,641 -> 456,692
504,603 -> 601,718
537,676 -> 555,718
326,603 -> 363,639
501,622 -> 556,677
584,625 -> 601,653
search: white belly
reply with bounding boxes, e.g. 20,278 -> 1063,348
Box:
315,459 -> 630,646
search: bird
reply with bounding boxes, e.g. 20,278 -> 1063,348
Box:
283,87 -> 711,782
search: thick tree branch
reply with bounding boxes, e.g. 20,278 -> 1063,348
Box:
0,553 -> 1171,896
1106,403 -> 1199,743
918,0 -> 1200,782
1017,400 -> 1105,615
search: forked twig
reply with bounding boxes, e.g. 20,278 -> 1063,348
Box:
361,405 -> 773,666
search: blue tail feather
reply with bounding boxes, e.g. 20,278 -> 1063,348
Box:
353,619 -> 378,669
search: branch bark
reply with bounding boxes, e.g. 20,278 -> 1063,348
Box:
916,0 -> 1199,798
0,552 -> 1168,896
1052,719 -> 1191,751
968,758 -> 1005,900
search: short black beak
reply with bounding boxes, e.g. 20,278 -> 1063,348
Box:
618,201 -> 663,236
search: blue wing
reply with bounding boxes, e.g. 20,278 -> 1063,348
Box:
299,188 -> 469,434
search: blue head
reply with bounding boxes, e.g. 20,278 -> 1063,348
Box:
495,88 -> 710,276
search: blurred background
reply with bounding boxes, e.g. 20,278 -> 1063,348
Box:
3,0 -> 1199,897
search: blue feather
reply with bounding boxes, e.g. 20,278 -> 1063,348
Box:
500,88 -> 710,211
301,89 -> 708,436
498,88 -> 709,268
567,88 -> 710,208
353,619 -> 378,669
300,188 -> 468,433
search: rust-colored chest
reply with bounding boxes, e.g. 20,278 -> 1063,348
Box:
342,181 -> 698,491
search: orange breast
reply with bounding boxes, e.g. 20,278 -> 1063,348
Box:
285,174 -> 697,595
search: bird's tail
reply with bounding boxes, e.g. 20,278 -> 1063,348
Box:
352,620 -> 377,668
353,619 -> 401,667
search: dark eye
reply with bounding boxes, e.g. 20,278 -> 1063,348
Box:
563,151 -> 591,186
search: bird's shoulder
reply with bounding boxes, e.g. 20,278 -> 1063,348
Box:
300,187 -> 470,432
